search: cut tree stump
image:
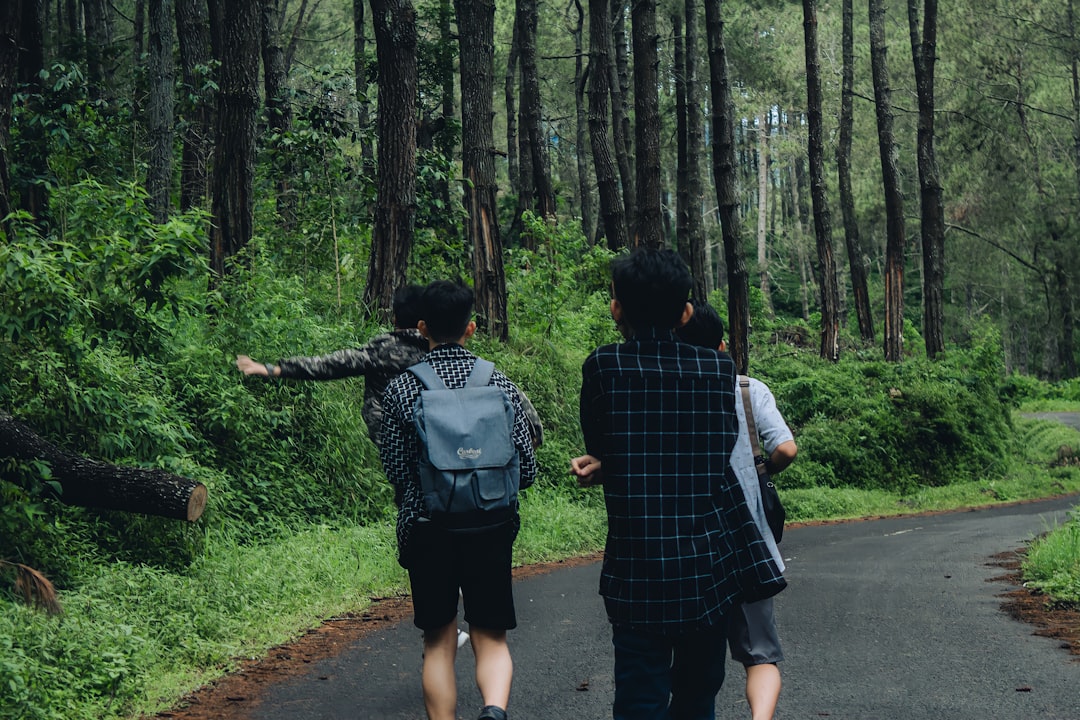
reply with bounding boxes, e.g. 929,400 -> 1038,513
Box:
0,411 -> 207,522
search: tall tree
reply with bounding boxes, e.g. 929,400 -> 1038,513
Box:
587,0 -> 628,250
803,0 -> 841,361
362,0 -> 418,319
705,0 -> 750,373
610,0 -> 635,231
0,0 -> 20,240
869,0 -> 906,362
756,112 -> 773,316
146,0 -> 175,224
83,0 -> 112,98
209,0 -> 260,278
504,19 -> 520,196
908,0 -> 945,358
261,0 -> 297,229
455,0 -> 508,339
838,0 -> 875,342
516,0 -> 556,221
353,0 -> 374,173
176,0 -> 214,211
684,0 -> 708,297
631,0 -> 661,246
571,0 -> 594,243
16,0 -> 45,224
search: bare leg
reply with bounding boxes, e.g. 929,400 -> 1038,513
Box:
422,620 -> 459,720
469,626 -> 513,711
745,663 -> 781,720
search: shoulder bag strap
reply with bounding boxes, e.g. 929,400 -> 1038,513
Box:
739,375 -> 769,478
408,361 -> 446,390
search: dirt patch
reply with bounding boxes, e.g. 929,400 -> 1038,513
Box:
987,549 -> 1080,660
148,553 -> 602,720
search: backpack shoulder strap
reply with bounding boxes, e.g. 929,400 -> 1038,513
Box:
465,358 -> 495,387
408,361 -> 447,390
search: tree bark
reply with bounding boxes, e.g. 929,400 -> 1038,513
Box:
870,0 -> 906,362
176,0 -> 214,211
908,0 -> 945,358
631,0 -> 662,247
455,0 -> 508,340
572,0 -> 594,244
16,0 -> 46,225
756,112 -> 773,317
209,0 -> 260,279
587,0 -> 628,251
262,0 -> 297,230
610,0 -> 635,232
0,412 -> 207,522
146,0 -> 175,224
803,0 -> 841,361
516,0 -> 556,221
0,0 -> 19,241
684,0 -> 708,298
705,0 -> 750,374
354,0 -> 375,174
838,0 -> 875,343
363,0 -> 418,321
504,18 -> 520,197
675,11 -> 689,261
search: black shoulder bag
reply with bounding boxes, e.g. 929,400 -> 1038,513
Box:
739,376 -> 786,543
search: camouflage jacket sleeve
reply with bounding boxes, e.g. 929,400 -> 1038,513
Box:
276,330 -> 427,381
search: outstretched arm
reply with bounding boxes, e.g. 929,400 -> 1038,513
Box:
236,355 -> 277,377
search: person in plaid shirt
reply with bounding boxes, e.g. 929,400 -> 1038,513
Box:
571,248 -> 786,720
380,279 -> 537,720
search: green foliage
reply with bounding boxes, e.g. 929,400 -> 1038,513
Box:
1023,513 -> 1080,604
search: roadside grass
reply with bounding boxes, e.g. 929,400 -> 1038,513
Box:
1023,516 -> 1080,604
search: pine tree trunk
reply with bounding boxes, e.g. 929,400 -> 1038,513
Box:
908,0 -> 945,358
147,0 -> 175,224
838,0 -> 875,343
684,0 -> 708,298
176,0 -> 214,211
516,0 -> 555,220
705,0 -> 750,374
870,0 -> 907,362
0,413 -> 207,521
572,0 -> 595,244
262,0 -> 296,230
0,0 -> 18,241
803,0 -> 841,361
587,0 -> 628,251
756,112 -> 773,317
363,0 -> 418,320
610,0 -> 635,231
504,19 -> 519,197
631,0 -> 662,247
456,0 -> 508,340
354,0 -> 375,174
209,0 -> 260,279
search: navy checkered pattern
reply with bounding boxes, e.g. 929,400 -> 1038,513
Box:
381,343 -> 538,559
580,330 -> 786,629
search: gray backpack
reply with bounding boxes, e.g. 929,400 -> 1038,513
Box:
408,359 -> 521,532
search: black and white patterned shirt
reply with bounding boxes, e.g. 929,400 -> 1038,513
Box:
380,343 -> 538,559
277,329 -> 429,446
579,329 -> 786,630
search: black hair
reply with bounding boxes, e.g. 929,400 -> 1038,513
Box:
610,248 -> 693,333
392,284 -> 424,330
675,299 -> 725,350
420,279 -> 474,343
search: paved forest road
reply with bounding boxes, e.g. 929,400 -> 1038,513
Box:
244,494 -> 1080,720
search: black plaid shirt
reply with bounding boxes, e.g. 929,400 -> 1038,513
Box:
380,343 -> 538,560
579,329 -> 786,630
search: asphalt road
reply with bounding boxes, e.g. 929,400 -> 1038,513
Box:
245,493 -> 1080,720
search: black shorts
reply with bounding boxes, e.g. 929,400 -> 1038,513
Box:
406,520 -> 518,632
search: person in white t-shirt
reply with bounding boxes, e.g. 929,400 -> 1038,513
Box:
676,300 -> 797,720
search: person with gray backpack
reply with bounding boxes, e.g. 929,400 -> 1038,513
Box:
379,279 -> 538,720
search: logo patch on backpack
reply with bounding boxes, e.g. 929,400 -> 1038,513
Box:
409,359 -> 521,532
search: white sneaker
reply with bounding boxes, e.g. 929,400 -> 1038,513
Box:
457,628 -> 470,649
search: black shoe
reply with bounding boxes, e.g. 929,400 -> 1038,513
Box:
478,706 -> 508,720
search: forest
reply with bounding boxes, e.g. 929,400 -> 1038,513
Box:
1,0 -> 1080,718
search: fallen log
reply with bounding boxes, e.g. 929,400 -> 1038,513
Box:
0,411 -> 207,522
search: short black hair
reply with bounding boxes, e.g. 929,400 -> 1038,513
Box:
420,279 -> 474,343
611,248 -> 693,333
392,284 -> 424,330
676,299 -> 725,350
